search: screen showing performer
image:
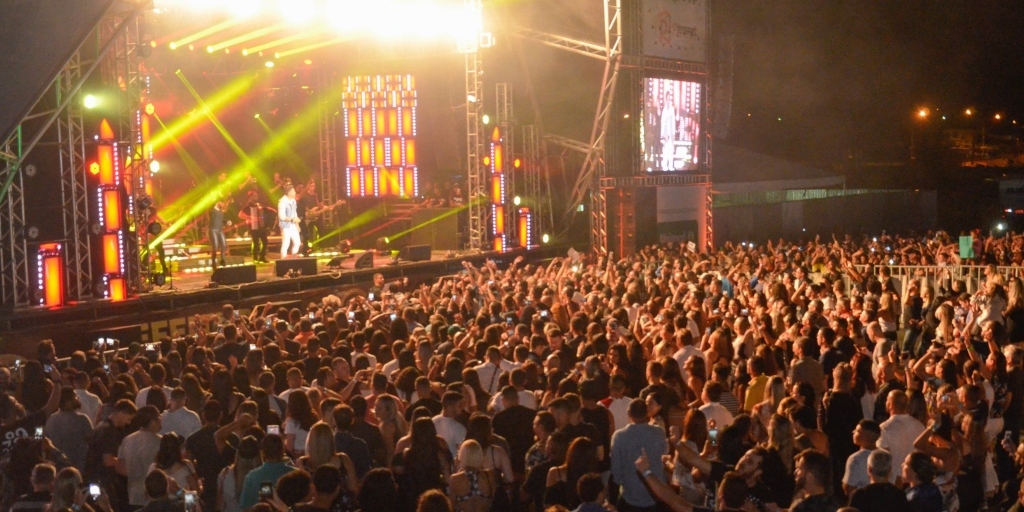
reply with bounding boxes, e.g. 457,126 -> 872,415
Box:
643,78 -> 701,172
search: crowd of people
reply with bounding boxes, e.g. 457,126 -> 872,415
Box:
5,230 -> 1024,512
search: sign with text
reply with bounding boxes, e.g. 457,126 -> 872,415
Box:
643,0 -> 707,63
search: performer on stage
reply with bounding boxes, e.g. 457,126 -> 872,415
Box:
238,189 -> 269,263
209,200 -> 231,267
278,186 -> 302,259
297,182 -> 321,256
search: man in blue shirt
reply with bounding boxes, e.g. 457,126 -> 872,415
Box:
610,398 -> 667,511
239,434 -> 296,509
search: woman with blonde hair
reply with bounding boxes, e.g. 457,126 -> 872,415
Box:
218,435 -> 261,512
1004,277 -> 1024,342
375,394 -> 408,465
448,440 -> 497,512
935,303 -> 955,343
297,422 -> 359,508
760,415 -> 796,507
751,376 -> 787,437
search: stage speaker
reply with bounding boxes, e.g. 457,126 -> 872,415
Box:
275,258 -> 318,277
399,244 -> 431,262
211,265 -> 257,285
326,254 -> 352,268
353,251 -> 374,269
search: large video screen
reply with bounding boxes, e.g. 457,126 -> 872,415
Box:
643,78 -> 701,172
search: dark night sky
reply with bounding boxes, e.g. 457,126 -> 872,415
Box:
508,0 -> 1024,167
715,0 -> 1024,164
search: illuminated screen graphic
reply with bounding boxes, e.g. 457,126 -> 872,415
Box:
643,78 -> 701,172
342,75 -> 418,197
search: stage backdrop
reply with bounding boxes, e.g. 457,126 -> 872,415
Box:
642,0 -> 707,63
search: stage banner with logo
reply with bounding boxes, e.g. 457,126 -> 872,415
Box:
642,0 -> 707,63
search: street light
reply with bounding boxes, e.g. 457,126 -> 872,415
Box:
965,109 -> 973,116
917,108 -> 929,119
995,113 -> 1003,121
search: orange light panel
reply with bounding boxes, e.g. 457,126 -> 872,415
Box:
98,145 -> 115,185
388,110 -> 398,136
518,208 -> 531,248
494,237 -> 503,252
99,119 -> 115,140
402,108 -> 412,136
347,141 -> 357,164
494,144 -> 504,174
491,175 -> 503,202
360,140 -> 371,166
108,277 -> 126,302
348,111 -> 358,136
406,139 -> 416,165
374,140 -> 385,166
103,190 -> 122,230
491,126 -> 501,143
102,234 -> 121,274
351,169 -> 361,196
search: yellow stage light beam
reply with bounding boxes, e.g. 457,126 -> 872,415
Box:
312,204 -> 389,245
274,37 -> 349,59
207,24 -> 285,53
153,114 -> 207,183
387,203 -> 470,241
255,115 -> 312,175
243,32 -> 316,56
175,70 -> 254,163
150,73 -> 256,152
169,18 -> 242,50
151,87 -> 344,249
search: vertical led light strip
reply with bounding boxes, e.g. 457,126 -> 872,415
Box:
518,207 -> 532,248
96,119 -> 126,300
37,243 -> 64,306
342,74 -> 417,197
490,127 -> 506,252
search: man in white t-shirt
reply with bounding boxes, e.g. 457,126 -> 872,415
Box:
73,372 -> 101,424
877,390 -> 925,484
278,367 -> 309,403
697,381 -> 734,429
672,330 -> 706,381
474,346 -> 516,396
432,391 -> 467,459
600,375 -> 632,432
134,363 -> 172,409
160,388 -> 202,438
117,406 -> 163,508
380,341 -> 406,379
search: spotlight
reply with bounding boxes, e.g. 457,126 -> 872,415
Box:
83,95 -> 100,109
147,222 -> 163,236
265,61 -> 275,68
338,239 -> 352,254
375,236 -> 390,254
542,234 -> 550,244
254,113 -> 260,119
145,103 -> 155,115
481,114 -> 490,125
137,195 -> 154,211
149,160 -> 161,173
513,196 -> 521,206
152,273 -> 166,286
998,223 -> 1006,231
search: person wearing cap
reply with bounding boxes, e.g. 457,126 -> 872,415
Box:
43,388 -> 94,472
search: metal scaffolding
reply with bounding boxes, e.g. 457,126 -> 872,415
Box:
522,124 -> 552,238
318,69 -> 340,228
56,50 -> 94,302
515,0 -> 622,253
464,0 -> 486,252
0,3 -> 143,308
0,139 -> 30,307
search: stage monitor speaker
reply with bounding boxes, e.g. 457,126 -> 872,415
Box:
211,265 -> 257,285
353,251 -> 374,269
400,244 -> 431,262
275,258 -> 318,277
326,255 -> 352,268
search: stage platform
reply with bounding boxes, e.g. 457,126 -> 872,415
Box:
0,246 -> 563,356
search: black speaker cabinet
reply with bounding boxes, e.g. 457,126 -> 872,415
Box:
400,244 -> 431,262
211,265 -> 257,285
353,252 -> 374,269
275,257 -> 318,277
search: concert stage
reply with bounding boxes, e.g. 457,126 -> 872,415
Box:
0,245 -> 562,357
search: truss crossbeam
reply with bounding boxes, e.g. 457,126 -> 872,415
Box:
544,134 -> 592,155
513,28 -> 607,61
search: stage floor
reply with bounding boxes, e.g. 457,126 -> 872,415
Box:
153,250 -> 451,294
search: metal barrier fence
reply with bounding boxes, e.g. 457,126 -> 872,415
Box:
852,264 -> 1024,296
